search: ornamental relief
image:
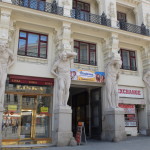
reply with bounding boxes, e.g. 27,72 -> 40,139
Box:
17,56 -> 48,64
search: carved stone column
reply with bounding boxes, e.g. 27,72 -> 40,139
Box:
96,0 -> 117,27
0,8 -> 12,43
0,43 -> 14,148
142,45 -> 150,135
57,0 -> 73,17
52,22 -> 76,146
0,9 -> 13,148
102,33 -> 119,65
101,34 -> 126,142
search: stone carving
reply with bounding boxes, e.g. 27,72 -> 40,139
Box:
143,71 -> 150,103
51,51 -> 77,107
146,13 -> 150,27
105,53 -> 122,109
62,0 -> 70,6
109,2 -> 115,18
0,43 -> 14,105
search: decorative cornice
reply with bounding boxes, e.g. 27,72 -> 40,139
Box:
116,0 -> 140,6
17,56 -> 48,64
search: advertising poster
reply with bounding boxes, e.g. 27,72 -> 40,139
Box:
119,104 -> 135,114
8,105 -> 17,112
40,107 -> 48,114
70,69 -> 105,83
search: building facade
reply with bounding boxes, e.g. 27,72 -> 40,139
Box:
0,0 -> 150,148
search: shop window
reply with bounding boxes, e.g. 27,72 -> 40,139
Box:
18,31 -> 48,59
120,49 -> 137,71
119,104 -> 137,127
74,40 -> 96,66
2,83 -> 53,144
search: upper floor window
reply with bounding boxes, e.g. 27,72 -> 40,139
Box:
117,11 -> 127,22
74,40 -> 96,66
73,0 -> 90,12
18,31 -> 48,59
120,49 -> 137,71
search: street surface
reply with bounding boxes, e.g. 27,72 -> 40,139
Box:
31,136 -> 150,150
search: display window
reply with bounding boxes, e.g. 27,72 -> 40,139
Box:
119,104 -> 137,127
2,77 -> 53,146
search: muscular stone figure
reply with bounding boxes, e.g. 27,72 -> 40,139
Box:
143,71 -> 150,103
51,51 -> 77,107
105,53 -> 122,109
0,43 -> 14,105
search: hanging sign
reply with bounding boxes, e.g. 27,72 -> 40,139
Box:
40,107 -> 48,114
70,69 -> 105,83
8,105 -> 17,112
119,104 -> 135,114
75,122 -> 87,145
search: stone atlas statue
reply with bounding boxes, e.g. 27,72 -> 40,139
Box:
105,53 -> 122,109
51,51 -> 77,107
143,71 -> 150,103
0,43 -> 14,105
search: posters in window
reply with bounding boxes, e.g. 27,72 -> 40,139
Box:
119,104 -> 135,114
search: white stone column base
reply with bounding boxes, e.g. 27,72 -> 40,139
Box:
0,105 -> 4,148
101,108 -> 126,142
55,131 -> 73,146
146,111 -> 150,135
53,107 -> 73,146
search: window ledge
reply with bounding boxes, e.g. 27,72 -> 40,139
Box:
74,63 -> 98,71
120,69 -> 138,76
17,55 -> 48,64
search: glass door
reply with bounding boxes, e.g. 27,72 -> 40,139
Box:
90,88 -> 102,139
20,110 -> 33,139
20,96 -> 37,139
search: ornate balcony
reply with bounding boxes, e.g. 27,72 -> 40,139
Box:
2,0 -> 150,37
11,0 -> 63,16
71,10 -> 111,27
117,21 -> 150,36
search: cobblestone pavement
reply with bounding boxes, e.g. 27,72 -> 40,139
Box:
32,136 -> 150,150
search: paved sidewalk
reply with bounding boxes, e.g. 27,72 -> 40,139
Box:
32,136 -> 150,150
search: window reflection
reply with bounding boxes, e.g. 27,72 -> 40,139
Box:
18,31 -> 48,59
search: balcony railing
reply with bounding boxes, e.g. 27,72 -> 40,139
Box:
71,10 -> 111,27
117,21 -> 150,36
74,58 -> 97,66
1,0 -> 150,36
11,0 -> 63,16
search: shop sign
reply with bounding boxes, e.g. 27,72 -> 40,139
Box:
40,107 -> 48,114
119,104 -> 135,114
125,121 -> 137,127
9,75 -> 54,86
8,105 -> 17,112
118,87 -> 144,98
70,69 -> 105,83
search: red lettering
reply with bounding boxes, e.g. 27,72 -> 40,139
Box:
123,89 -> 126,94
137,90 -> 141,95
126,90 -> 129,94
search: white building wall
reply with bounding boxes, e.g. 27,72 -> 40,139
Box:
1,0 -> 150,147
